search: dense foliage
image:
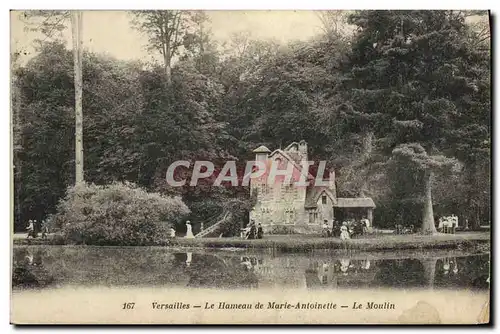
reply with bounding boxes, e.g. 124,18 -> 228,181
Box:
13,10 -> 490,233
50,182 -> 189,245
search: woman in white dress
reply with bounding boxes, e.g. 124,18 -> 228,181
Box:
185,221 -> 195,238
340,223 -> 350,241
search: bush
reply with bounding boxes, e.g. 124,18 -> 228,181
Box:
269,225 -> 296,235
52,182 -> 190,245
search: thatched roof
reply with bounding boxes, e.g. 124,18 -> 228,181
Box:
334,198 -> 376,208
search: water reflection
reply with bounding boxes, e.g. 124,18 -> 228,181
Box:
12,247 -> 490,291
12,248 -> 53,288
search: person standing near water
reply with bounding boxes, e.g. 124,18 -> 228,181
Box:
185,221 -> 195,238
41,220 -> 49,239
169,226 -> 176,238
248,222 -> 256,240
257,223 -> 263,239
26,220 -> 34,239
322,220 -> 330,237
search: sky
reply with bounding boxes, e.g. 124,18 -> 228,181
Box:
10,10 -> 324,64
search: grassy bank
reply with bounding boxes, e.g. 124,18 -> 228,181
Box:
13,232 -> 490,252
169,233 -> 490,252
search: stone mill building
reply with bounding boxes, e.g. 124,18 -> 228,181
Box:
249,140 -> 376,234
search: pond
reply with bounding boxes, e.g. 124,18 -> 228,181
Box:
12,246 -> 490,291
11,246 -> 490,324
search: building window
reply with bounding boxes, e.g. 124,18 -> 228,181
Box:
284,208 -> 295,224
308,210 -> 318,224
322,195 -> 327,204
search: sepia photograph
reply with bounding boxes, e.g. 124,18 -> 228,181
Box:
9,9 -> 491,325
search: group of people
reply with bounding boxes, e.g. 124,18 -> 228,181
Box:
25,219 -> 49,239
394,224 -> 416,235
322,217 -> 372,240
438,215 -> 459,233
241,220 -> 264,240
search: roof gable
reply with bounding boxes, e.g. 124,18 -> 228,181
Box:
284,142 -> 300,151
269,149 -> 314,180
305,187 -> 336,208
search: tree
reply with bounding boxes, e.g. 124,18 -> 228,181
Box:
13,42 -> 75,230
392,143 -> 458,234
19,10 -> 70,46
20,10 -> 86,185
131,10 -> 192,85
12,46 -> 24,230
181,11 -> 219,74
13,42 -> 146,230
449,11 -> 491,229
80,53 -> 145,185
345,10 -> 491,233
316,10 -> 354,40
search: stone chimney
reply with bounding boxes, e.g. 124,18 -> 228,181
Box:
298,140 -> 308,161
329,169 -> 336,195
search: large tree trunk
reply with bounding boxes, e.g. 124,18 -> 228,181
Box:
420,258 -> 437,289
470,206 -> 482,230
421,170 -> 437,234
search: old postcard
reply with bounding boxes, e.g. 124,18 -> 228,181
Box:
10,9 -> 491,325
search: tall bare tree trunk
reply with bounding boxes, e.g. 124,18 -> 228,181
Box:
164,42 -> 172,86
164,55 -> 172,86
421,170 -> 437,234
12,65 -> 22,230
72,11 -> 84,184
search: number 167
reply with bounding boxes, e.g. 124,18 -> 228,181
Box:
122,302 -> 135,309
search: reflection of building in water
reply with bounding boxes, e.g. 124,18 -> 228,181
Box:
232,256 -> 382,290
252,256 -> 309,289
250,256 -> 379,289
305,259 -> 377,289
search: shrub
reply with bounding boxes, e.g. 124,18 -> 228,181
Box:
52,182 -> 190,245
270,225 -> 296,235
